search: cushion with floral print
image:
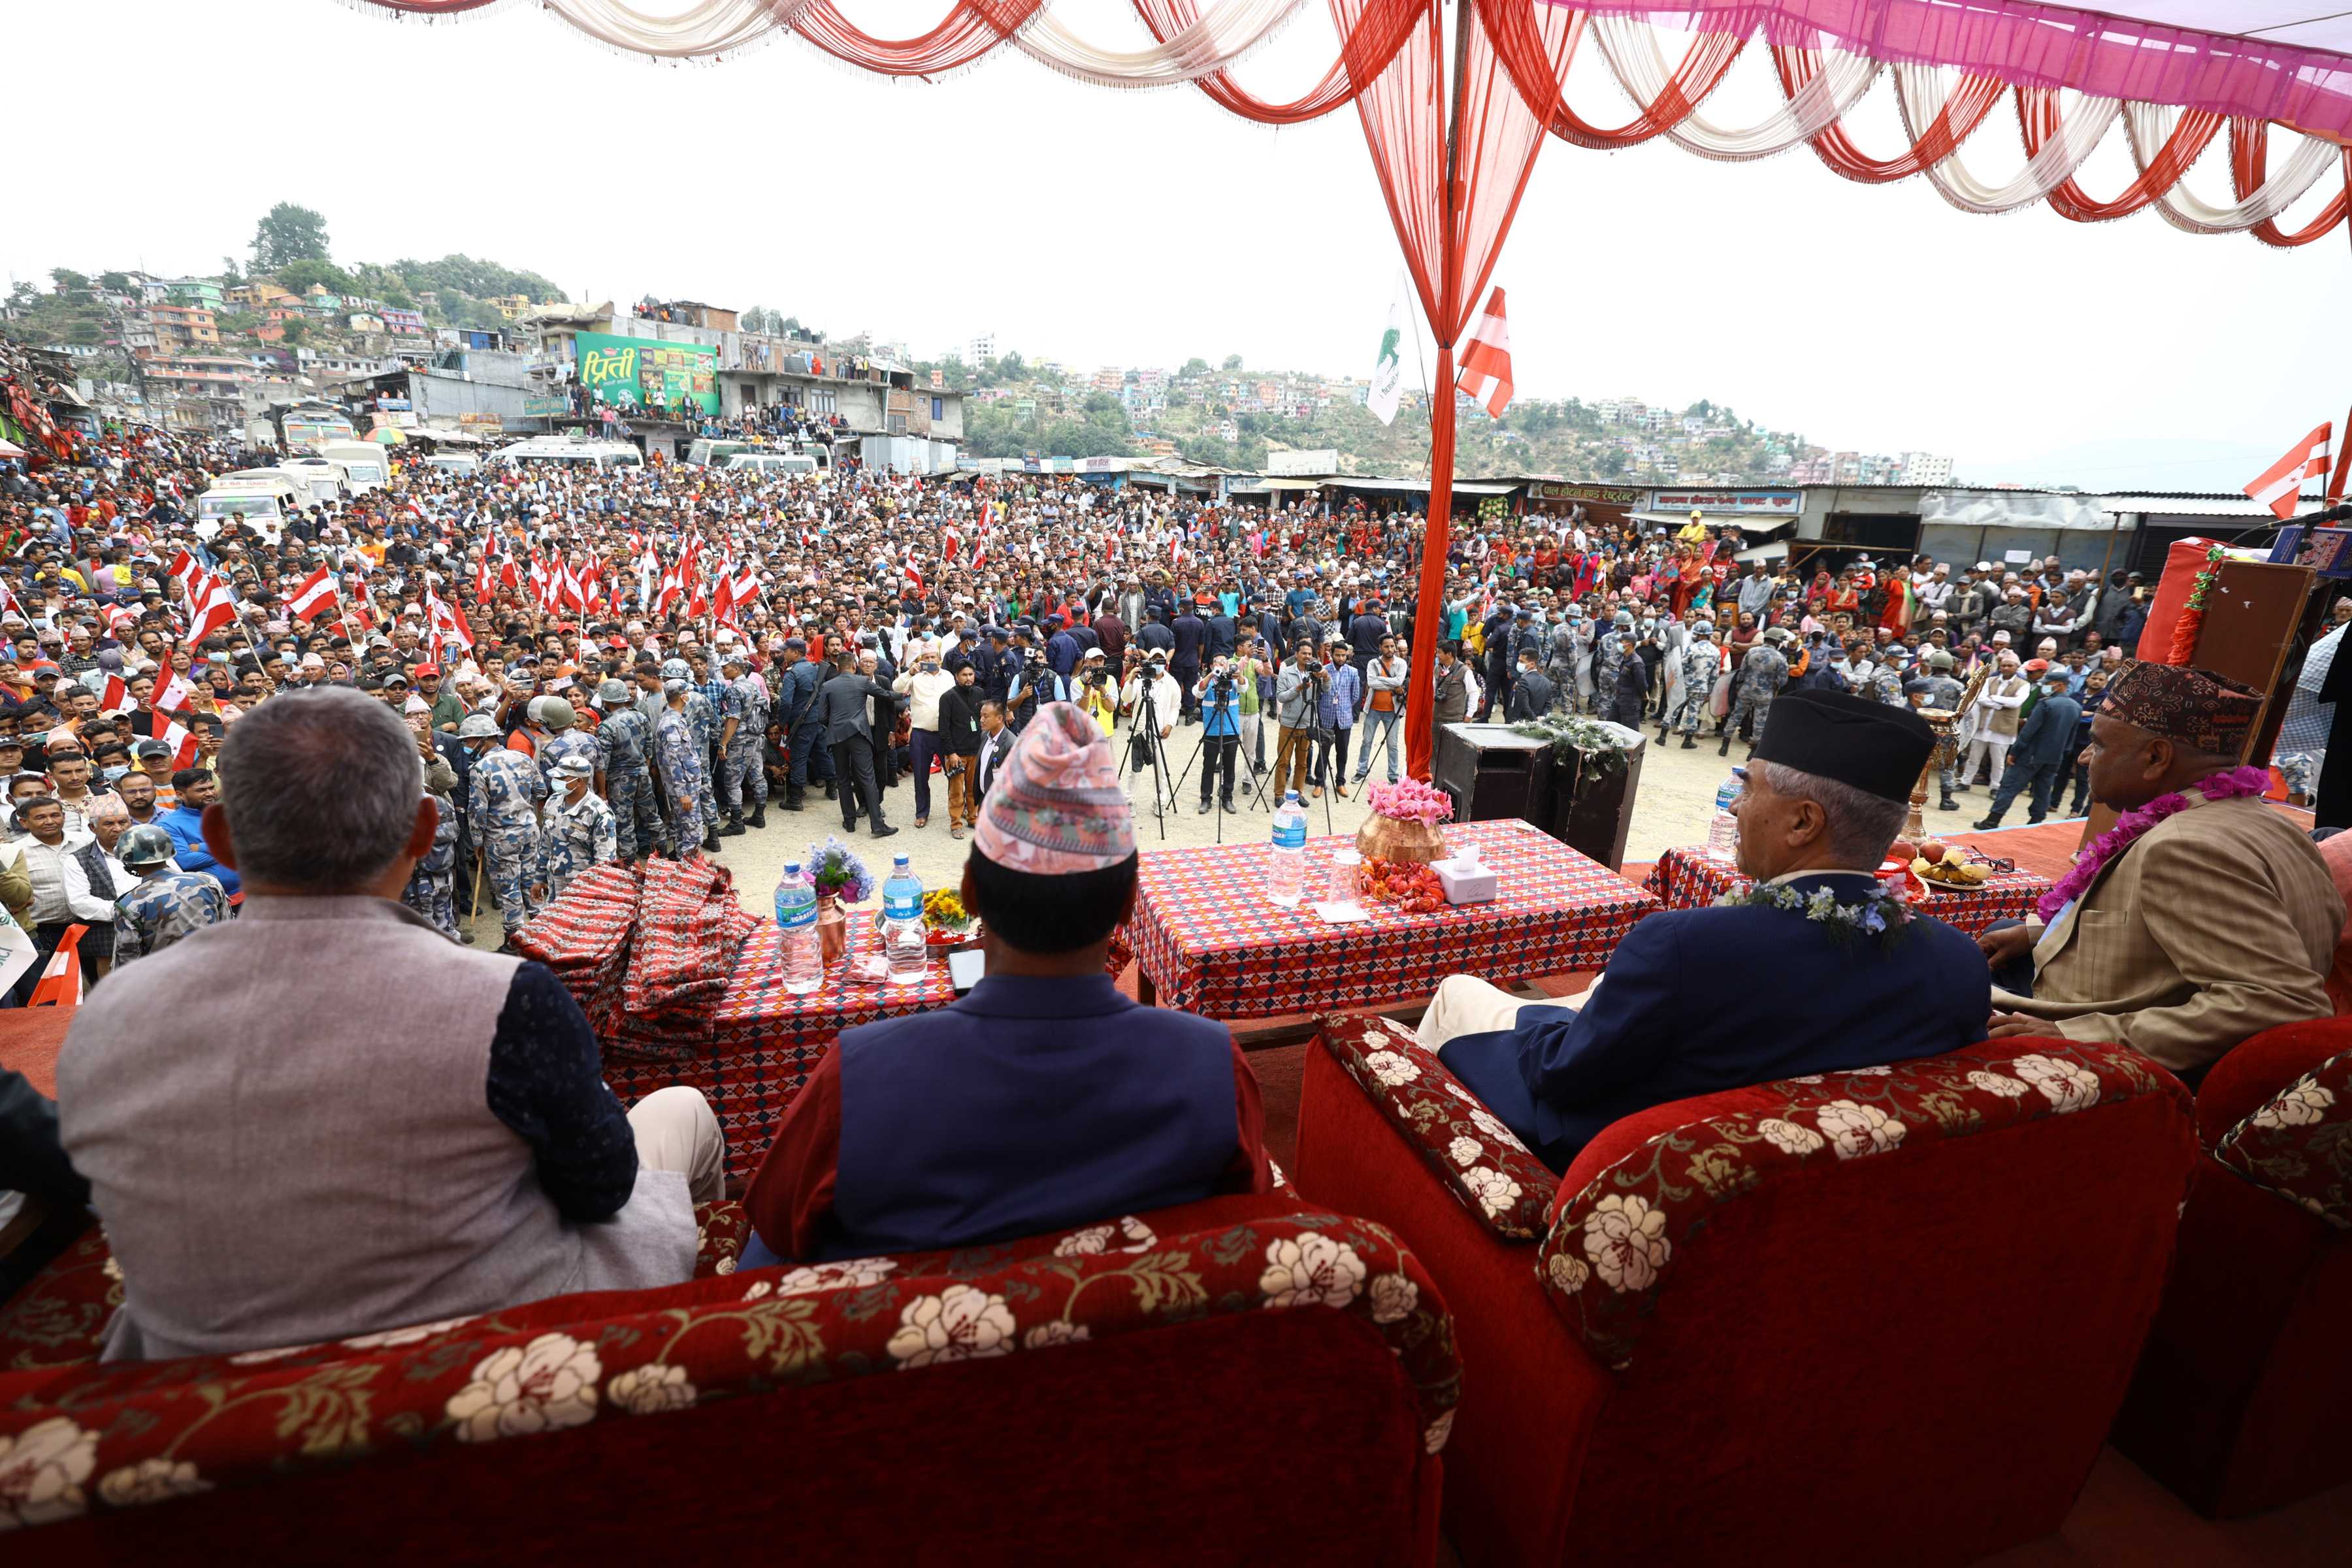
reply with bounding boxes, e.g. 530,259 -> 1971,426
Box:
0,1202 -> 751,1375
0,1207 -> 1456,1533
1317,1011 -> 1560,1241
1537,1040 -> 2189,1372
2213,1047 -> 2352,1230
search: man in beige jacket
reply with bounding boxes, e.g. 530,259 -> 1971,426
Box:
1982,662 -> 2340,1079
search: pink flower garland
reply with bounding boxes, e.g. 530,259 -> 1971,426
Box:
2034,765 -> 2274,923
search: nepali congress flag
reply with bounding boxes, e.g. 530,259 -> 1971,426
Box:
183,574 -> 236,649
2246,423 -> 2332,521
288,564 -> 340,624
1455,286 -> 1514,418
157,717 -> 201,770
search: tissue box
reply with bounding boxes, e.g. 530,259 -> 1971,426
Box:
1434,857 -> 1497,906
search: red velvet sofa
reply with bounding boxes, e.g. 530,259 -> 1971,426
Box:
2110,1017 -> 2352,1516
1294,1012 -> 2198,1568
0,1194 -> 1456,1565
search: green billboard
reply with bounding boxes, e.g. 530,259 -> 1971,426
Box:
576,330 -> 719,416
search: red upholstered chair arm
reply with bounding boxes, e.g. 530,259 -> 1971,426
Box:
1314,1011 -> 1561,1241
2213,1044 -> 2352,1228
693,1200 -> 749,1277
2196,1018 -> 2352,1148
1538,1039 -> 2193,1371
0,1208 -> 1458,1531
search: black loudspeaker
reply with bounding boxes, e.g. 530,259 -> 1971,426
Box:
1432,723 -> 1548,824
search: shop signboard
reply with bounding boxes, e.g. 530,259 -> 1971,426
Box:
1651,489 -> 1803,517
1529,482 -> 1642,505
575,331 -> 718,416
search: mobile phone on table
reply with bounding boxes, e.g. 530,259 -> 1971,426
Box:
947,947 -> 985,994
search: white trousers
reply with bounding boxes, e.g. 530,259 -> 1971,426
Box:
626,1085 -> 727,1204
1963,736 -> 2012,787
1416,975 -> 1532,1052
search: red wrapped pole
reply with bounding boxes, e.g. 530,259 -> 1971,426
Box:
1405,346 -> 1457,781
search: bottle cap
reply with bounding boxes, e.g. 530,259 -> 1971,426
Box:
784,862 -> 802,875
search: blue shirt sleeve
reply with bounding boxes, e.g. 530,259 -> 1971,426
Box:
484,961 -> 640,1222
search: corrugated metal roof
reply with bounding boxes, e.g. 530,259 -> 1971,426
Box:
2095,493 -> 2313,516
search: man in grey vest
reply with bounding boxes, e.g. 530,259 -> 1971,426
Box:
59,687 -> 723,1362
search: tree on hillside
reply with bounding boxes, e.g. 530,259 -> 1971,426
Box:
1222,353 -> 1243,371
1182,357 -> 1209,376
49,270 -> 92,302
99,271 -> 133,293
252,203 -> 331,270
275,258 -> 356,297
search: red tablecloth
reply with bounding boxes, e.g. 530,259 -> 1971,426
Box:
1126,817 -> 1659,1019
605,920 -> 956,1187
1640,845 -> 2051,935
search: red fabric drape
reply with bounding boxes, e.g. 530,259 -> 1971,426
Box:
1778,48 -> 2006,182
2017,90 -> 2221,223
2231,118 -> 2352,249
791,0 -> 1045,77
1483,1 -> 1744,149
1352,0 -> 1550,778
1133,0 -> 1427,124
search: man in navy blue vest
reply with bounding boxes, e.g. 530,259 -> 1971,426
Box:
738,702 -> 1271,1266
1424,688 -> 1989,1173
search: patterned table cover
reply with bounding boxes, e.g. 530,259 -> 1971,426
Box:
1640,844 -> 2052,935
605,919 -> 957,1187
1126,817 -> 1659,1019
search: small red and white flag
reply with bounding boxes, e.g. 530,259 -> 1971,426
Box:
2246,422 -> 2332,521
166,549 -> 204,604
27,927 -> 86,1009
941,525 -> 961,564
158,718 -> 201,770
288,564 -> 340,624
182,578 -> 235,651
99,673 -> 128,713
1455,285 -> 1515,418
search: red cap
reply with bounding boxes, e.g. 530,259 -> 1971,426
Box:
413,662 -> 441,678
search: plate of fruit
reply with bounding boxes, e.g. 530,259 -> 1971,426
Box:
921,889 -> 981,948
1897,839 -> 1993,888
1363,857 -> 1448,915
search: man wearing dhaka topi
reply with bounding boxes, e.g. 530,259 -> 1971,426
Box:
1980,662 -> 2341,1079
1420,689 -> 1990,1174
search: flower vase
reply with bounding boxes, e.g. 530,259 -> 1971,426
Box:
1356,813 -> 1448,866
817,892 -> 849,967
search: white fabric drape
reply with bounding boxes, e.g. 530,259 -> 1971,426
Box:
542,0 -> 809,61
1897,65 -> 2120,213
1592,18 -> 1880,161
1016,0 -> 1305,87
2122,103 -> 2340,233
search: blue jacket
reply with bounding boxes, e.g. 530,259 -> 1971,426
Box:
1439,872 -> 1988,1171
158,802 -> 237,897
1316,661 -> 1363,728
2012,691 -> 2082,766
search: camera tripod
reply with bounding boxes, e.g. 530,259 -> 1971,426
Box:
1116,678 -> 1180,841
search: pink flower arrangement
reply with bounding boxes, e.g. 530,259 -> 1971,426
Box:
1366,778 -> 1454,826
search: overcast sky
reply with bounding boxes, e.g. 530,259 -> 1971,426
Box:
12,0 -> 2347,486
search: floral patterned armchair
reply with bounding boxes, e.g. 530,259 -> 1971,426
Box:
0,1195 -> 1455,1565
2112,1017 -> 2352,1516
1297,1017 -> 2197,1568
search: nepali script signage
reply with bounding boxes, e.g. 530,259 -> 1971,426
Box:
1651,489 -> 1803,517
1529,482 -> 1642,505
575,331 -> 719,416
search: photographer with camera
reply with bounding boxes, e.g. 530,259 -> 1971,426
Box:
1273,640 -> 1326,798
1119,647 -> 1183,818
1194,656 -> 1244,814
1075,647 -> 1118,735
1005,648 -> 1067,734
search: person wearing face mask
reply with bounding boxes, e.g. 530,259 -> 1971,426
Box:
892,639 -> 957,830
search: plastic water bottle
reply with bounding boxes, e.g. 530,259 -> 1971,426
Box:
1267,791 -> 1309,906
775,863 -> 823,995
881,855 -> 926,986
1707,772 -> 1742,858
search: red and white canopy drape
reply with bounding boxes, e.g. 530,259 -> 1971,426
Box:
347,0 -> 2352,774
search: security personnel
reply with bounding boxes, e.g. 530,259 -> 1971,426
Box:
533,696 -> 599,796
1722,627 -> 1792,755
657,677 -> 719,856
459,712 -> 547,949
775,636 -> 834,811
594,678 -> 664,862
718,650 -> 769,834
110,824 -> 227,966
404,719 -> 464,939
538,754 -> 618,902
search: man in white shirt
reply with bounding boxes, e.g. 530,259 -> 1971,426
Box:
12,794 -> 117,1002
891,640 -> 958,830
1957,650 -> 2029,794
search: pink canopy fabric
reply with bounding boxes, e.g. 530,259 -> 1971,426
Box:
1550,3 -> 2352,142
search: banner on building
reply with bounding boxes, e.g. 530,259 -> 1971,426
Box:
575,331 -> 719,416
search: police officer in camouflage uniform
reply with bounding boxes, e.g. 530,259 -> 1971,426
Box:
1663,621 -> 1721,748
532,696 -> 600,798
538,753 -> 618,902
595,677 -> 663,861
110,824 -> 227,966
1721,626 -> 1791,757
1864,647 -> 1910,708
717,649 -> 769,834
460,712 -> 547,949
402,719 -> 464,939
657,676 -> 719,856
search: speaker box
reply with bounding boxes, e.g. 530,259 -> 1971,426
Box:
1433,723 -> 1548,823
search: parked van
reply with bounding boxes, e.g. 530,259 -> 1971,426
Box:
278,457 -> 349,505
423,453 -> 480,478
496,436 -> 644,470
723,451 -> 821,476
319,440 -> 392,493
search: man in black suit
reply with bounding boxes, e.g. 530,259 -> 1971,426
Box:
820,649 -> 902,838
1171,599 -> 1207,723
972,698 -> 1017,801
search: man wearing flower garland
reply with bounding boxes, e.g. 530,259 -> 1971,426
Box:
1419,688 -> 1989,1173
1982,662 -> 2340,1077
